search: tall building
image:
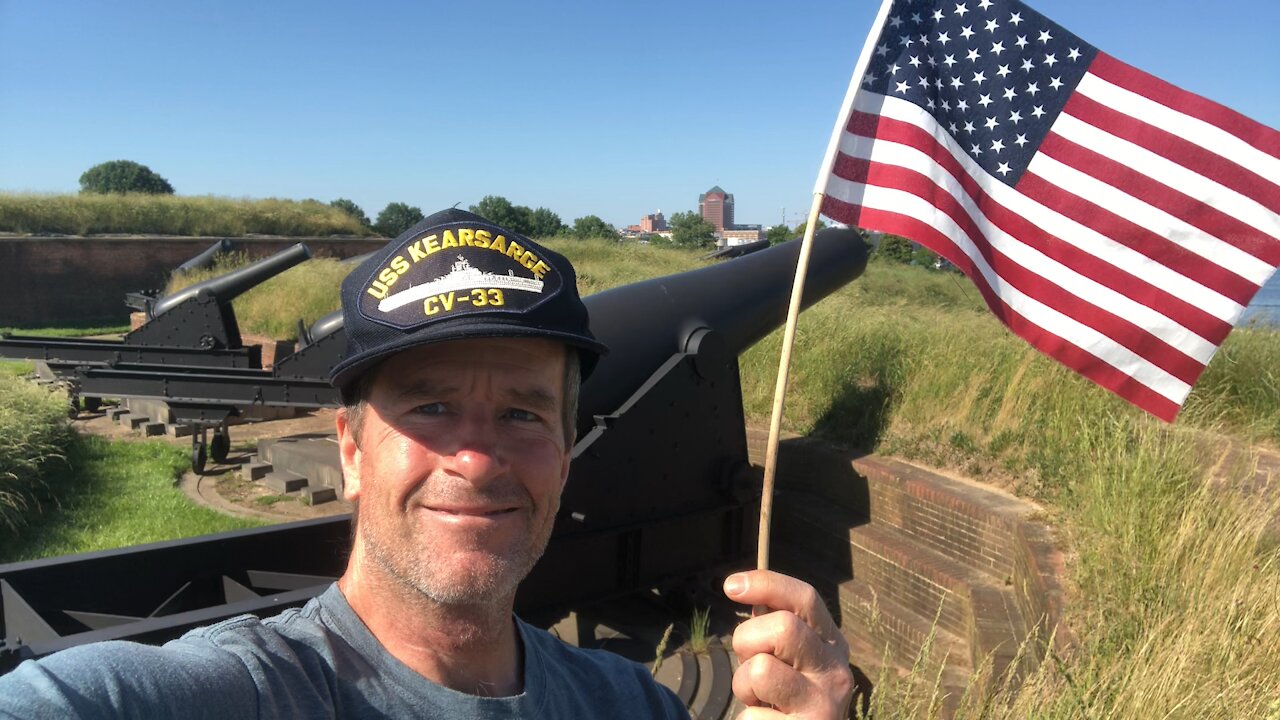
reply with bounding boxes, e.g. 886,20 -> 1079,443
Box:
640,210 -> 666,232
698,186 -> 734,234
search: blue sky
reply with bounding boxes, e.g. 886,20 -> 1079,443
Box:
1,0 -> 1276,229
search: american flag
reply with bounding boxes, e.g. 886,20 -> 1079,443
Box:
820,0 -> 1280,421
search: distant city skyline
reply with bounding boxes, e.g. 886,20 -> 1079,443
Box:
1,1 -> 1276,229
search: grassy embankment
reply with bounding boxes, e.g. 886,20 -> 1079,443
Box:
6,238 -> 1280,716
0,192 -> 374,237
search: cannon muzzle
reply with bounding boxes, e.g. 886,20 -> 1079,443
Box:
150,243 -> 311,318
307,309 -> 344,342
580,227 -> 868,416
176,238 -> 233,274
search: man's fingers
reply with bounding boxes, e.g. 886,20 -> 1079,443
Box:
730,610 -> 829,672
724,570 -> 842,646
732,651 -> 815,711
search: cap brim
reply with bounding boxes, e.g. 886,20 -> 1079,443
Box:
329,319 -> 608,402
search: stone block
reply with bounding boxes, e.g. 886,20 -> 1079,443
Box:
302,486 -> 338,505
263,470 -> 307,494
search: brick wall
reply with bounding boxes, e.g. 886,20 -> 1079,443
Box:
0,236 -> 385,328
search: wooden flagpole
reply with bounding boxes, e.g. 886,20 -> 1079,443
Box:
755,0 -> 898,575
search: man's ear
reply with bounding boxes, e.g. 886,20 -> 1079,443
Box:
335,407 -> 362,501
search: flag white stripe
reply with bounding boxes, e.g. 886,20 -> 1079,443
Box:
1053,112 -> 1280,243
1027,152 -> 1275,285
853,92 -> 1246,322
826,172 -> 1193,404
837,128 -> 1217,362
1075,73 -> 1280,187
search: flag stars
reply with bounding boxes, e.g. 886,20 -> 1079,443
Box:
1015,35 -> 1029,49
911,12 -> 923,23
933,9 -> 946,21
937,31 -> 952,45
917,75 -> 931,88
1002,86 -> 1017,100
1038,29 -> 1053,43
1031,105 -> 1046,118
889,62 -> 902,76
996,64 -> 1011,78
957,99 -> 970,112
1009,11 -> 1023,25
950,121 -> 960,133
1068,47 -> 1082,61
990,41 -> 1006,56
926,97 -> 936,110
918,33 -> 930,46
941,99 -> 952,111
985,18 -> 1000,32
889,15 -> 903,28
900,34 -> 915,47
909,55 -> 922,68
1049,76 -> 1064,90
943,53 -> 958,67
1014,133 -> 1029,147
997,162 -> 1012,176
978,93 -> 994,107
863,72 -> 877,87
972,70 -> 987,84
1043,53 -> 1058,67
966,48 -> 981,62
876,43 -> 890,57
1008,109 -> 1023,124
985,116 -> 1000,130
895,80 -> 911,94
991,138 -> 1006,152
927,55 -> 938,67
971,143 -> 983,155
1021,58 -> 1036,72
963,120 -> 976,132
950,75 -> 965,89
960,25 -> 976,40
1025,81 -> 1040,95
954,2 -> 969,17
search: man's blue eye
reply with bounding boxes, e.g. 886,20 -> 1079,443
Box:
506,409 -> 539,422
414,403 -> 448,415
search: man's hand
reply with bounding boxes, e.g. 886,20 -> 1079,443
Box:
723,570 -> 854,719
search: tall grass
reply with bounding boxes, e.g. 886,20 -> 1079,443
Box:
0,375 -> 72,532
0,192 -> 374,237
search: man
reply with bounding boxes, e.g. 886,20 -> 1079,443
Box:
0,209 -> 853,718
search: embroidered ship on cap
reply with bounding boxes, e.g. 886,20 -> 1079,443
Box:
378,255 -> 546,313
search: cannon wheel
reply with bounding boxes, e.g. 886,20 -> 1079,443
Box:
210,427 -> 231,464
191,432 -> 208,475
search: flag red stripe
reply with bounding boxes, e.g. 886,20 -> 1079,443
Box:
847,110 -> 1236,340
1038,132 -> 1280,265
822,194 -> 1183,421
1063,92 -> 1280,216
831,152 -> 1208,385
1088,53 -> 1280,158
1015,169 -> 1258,310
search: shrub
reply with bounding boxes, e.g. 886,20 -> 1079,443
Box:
329,198 -> 370,227
374,202 -> 424,238
0,375 -> 73,532
79,160 -> 174,195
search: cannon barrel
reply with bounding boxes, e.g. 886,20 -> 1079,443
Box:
307,309 -> 344,341
150,243 -> 312,318
175,238 -> 233,274
580,227 -> 868,416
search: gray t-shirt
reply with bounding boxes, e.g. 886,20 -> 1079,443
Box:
0,584 -> 688,719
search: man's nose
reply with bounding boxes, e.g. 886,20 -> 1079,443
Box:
447,413 -> 508,485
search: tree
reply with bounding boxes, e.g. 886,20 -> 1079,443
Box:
668,211 -> 717,249
875,233 -> 915,264
528,207 -> 565,238
766,225 -> 793,245
470,195 -> 533,235
374,202 -> 424,238
912,246 -> 941,269
79,160 -> 174,195
570,215 -> 617,240
329,198 -> 370,227
792,218 -> 827,239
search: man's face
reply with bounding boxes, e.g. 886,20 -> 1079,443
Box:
337,337 -> 572,606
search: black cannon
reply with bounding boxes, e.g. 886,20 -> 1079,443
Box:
0,228 -> 869,677
0,243 -> 313,414
124,239 -> 236,314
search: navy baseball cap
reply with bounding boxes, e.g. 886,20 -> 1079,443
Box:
329,208 -> 607,400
